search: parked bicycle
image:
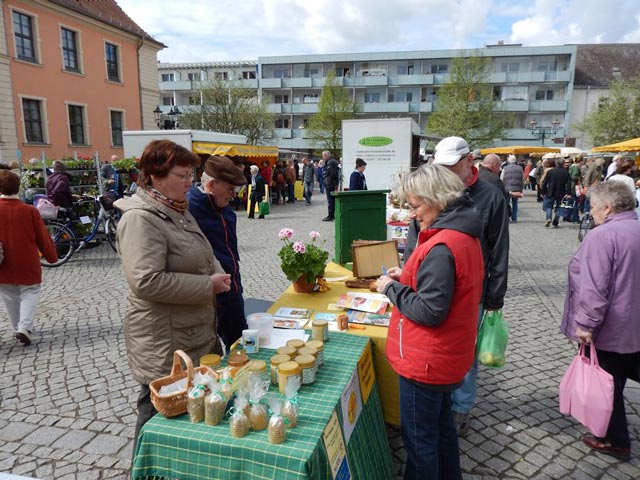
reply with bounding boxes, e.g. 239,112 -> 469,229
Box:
41,195 -> 119,267
578,211 -> 595,242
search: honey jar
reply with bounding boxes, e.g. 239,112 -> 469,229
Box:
276,345 -> 297,360
286,338 -> 305,351
294,354 -> 316,385
199,353 -> 221,369
311,319 -> 329,342
278,361 -> 301,394
305,340 -> 324,368
227,350 -> 249,369
270,354 -> 291,386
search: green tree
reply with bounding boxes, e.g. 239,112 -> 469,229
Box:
577,75 -> 640,146
179,80 -> 274,145
306,71 -> 358,158
427,53 -> 510,148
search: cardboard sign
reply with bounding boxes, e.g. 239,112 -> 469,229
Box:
352,241 -> 400,279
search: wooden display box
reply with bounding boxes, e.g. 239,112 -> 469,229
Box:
351,240 -> 400,279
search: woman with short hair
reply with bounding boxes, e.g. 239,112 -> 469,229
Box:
376,164 -> 485,479
561,180 -> 640,461
114,140 -> 231,458
0,170 -> 57,345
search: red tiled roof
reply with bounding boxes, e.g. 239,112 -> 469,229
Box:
49,0 -> 165,47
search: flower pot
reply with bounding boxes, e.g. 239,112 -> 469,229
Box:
292,275 -> 317,293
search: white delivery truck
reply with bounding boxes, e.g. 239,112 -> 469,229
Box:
342,118 -> 434,191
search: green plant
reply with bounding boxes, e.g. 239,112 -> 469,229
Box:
277,229 -> 329,283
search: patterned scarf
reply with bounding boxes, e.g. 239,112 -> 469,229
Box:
144,186 -> 188,213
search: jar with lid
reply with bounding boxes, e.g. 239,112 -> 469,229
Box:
294,354 -> 316,385
270,354 -> 291,386
311,319 -> 329,342
247,359 -> 268,387
278,361 -> 301,394
199,353 -> 221,369
286,338 -> 305,351
276,345 -> 297,360
227,350 -> 249,372
305,340 -> 324,368
297,346 -> 318,373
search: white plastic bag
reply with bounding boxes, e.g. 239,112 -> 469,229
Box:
34,197 -> 59,220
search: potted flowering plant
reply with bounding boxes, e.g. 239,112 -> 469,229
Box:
278,228 -> 329,292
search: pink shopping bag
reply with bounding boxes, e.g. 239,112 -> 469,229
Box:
559,344 -> 614,437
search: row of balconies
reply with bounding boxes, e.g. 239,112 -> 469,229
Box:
159,70 -> 572,92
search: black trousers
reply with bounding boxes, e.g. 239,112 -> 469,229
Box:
131,384 -> 157,469
216,292 -> 248,351
326,188 -> 335,218
588,348 -> 640,448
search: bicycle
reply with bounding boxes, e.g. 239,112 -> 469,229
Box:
41,195 -> 120,267
578,211 -> 595,242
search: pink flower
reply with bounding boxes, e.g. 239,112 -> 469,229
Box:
309,231 -> 320,240
278,228 -> 293,240
293,241 -> 306,254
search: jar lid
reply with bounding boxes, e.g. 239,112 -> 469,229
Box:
248,359 -> 267,374
294,354 -> 315,368
298,346 -> 318,357
200,353 -> 221,367
312,319 -> 328,327
278,361 -> 300,375
227,351 -> 249,367
276,346 -> 297,357
305,340 -> 324,351
270,354 -> 291,366
286,339 -> 305,349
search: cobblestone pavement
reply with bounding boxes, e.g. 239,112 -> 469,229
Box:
0,190 -> 639,479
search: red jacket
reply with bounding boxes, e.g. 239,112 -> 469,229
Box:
0,198 -> 58,285
386,228 -> 483,385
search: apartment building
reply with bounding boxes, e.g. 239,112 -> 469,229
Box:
0,0 -> 164,164
156,43 -> 640,152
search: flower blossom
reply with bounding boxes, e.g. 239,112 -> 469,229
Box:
293,241 -> 306,254
309,231 -> 320,240
278,228 -> 294,240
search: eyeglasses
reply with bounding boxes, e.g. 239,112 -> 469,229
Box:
168,171 -> 194,182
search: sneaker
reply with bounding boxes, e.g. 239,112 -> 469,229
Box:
322,216 -> 334,222
583,435 -> 630,461
545,220 -> 551,227
453,412 -> 470,437
16,330 -> 32,346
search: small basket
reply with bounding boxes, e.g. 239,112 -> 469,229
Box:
149,350 -> 217,418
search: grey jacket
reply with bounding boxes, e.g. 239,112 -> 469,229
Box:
115,189 -> 224,385
501,164 -> 524,193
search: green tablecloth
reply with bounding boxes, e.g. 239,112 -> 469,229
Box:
132,332 -> 393,480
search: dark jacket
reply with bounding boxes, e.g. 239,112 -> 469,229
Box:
250,174 -> 266,202
46,172 -> 73,208
542,167 -> 570,201
478,166 -> 510,209
187,185 -> 242,298
302,163 -> 314,183
324,158 -> 339,190
404,166 -> 509,310
501,164 -> 524,193
349,170 -> 367,191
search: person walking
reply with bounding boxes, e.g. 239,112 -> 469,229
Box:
404,137 -> 510,436
322,151 -> 340,221
248,165 -> 266,218
560,181 -> 640,462
285,160 -> 296,203
302,157 -> 315,205
0,170 -> 58,346
348,158 -> 368,191
187,155 -> 248,351
377,164 -> 484,479
501,154 -> 524,222
541,158 -> 571,228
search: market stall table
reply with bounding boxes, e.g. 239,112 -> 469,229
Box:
132,333 -> 392,480
268,262 -> 400,426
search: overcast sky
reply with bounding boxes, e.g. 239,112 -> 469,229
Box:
116,0 -> 640,63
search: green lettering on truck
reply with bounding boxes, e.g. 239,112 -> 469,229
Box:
358,136 -> 393,147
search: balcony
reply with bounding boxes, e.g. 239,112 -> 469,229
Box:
261,78 -> 283,88
516,71 -> 546,83
529,100 -> 568,112
283,78 -> 313,88
496,100 -> 530,112
432,73 -> 450,85
267,104 -> 282,114
312,77 -> 330,88
159,80 -> 193,92
395,74 -> 434,86
227,79 -> 258,89
361,102 -> 409,113
291,103 -> 319,114
272,128 -> 292,139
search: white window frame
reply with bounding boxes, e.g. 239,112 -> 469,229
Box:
18,94 -> 49,144
59,23 -> 84,74
187,72 -> 201,81
10,7 -> 42,64
104,39 -> 123,83
108,108 -> 125,147
161,73 -> 175,82
65,101 -> 90,146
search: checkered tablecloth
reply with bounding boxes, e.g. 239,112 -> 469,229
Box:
132,332 -> 393,480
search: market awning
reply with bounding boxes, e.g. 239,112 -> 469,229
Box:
192,142 -> 278,158
480,145 -> 561,155
592,137 -> 640,153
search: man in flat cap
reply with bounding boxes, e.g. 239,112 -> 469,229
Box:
187,156 -> 248,350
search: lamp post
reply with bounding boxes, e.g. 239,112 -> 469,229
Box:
529,119 -> 560,145
153,105 -> 181,130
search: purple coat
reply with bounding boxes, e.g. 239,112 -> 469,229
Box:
560,211 -> 640,353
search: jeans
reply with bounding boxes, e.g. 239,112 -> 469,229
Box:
399,376 -> 461,480
303,181 -> 314,204
287,183 -> 295,203
510,197 -> 519,221
216,293 -> 248,351
543,197 -> 561,225
451,305 -> 484,414
326,188 -> 335,219
0,283 -> 42,333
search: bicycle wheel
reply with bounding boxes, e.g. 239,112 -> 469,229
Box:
105,217 -> 117,252
41,222 -> 77,267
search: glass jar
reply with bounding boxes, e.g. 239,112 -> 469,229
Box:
294,354 -> 316,385
278,361 -> 301,395
199,353 -> 221,369
286,338 -> 305,351
305,340 -> 324,368
270,354 -> 291,386
312,319 -> 329,342
276,345 -> 297,360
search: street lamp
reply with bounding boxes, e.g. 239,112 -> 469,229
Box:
153,105 -> 181,129
529,118 -> 561,145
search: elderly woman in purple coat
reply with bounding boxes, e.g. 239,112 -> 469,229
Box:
560,181 -> 640,462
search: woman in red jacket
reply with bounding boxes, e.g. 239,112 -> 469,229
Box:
377,165 -> 484,479
0,170 -> 58,345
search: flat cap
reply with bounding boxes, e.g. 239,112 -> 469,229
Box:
204,155 -> 246,186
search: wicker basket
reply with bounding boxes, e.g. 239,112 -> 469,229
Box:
149,350 -> 217,418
